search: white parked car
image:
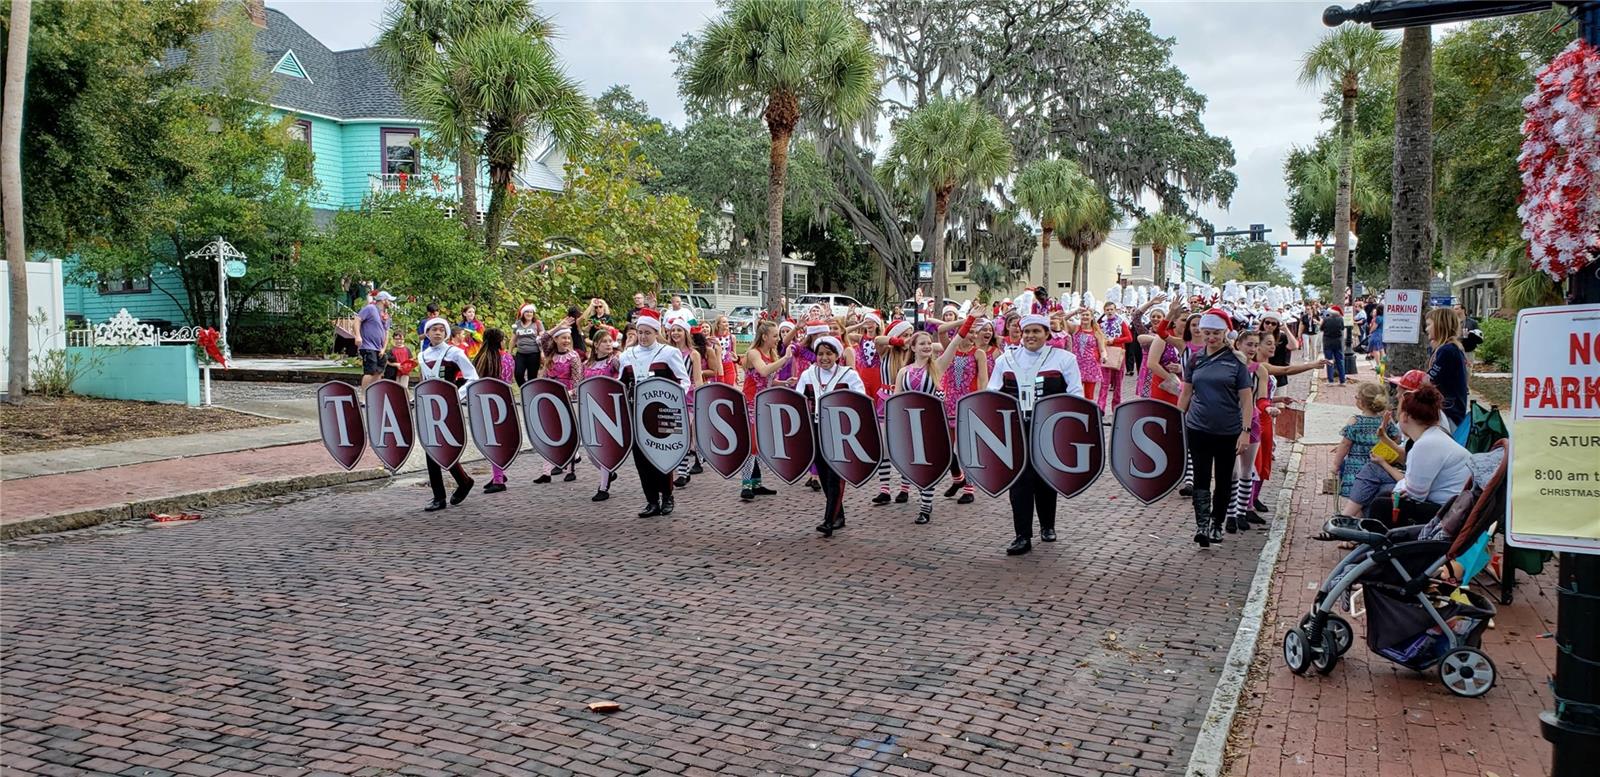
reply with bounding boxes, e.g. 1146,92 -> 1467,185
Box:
789,293 -> 864,320
727,305 -> 761,336
657,292 -> 725,323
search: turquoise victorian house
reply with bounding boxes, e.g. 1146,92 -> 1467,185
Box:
65,1 -> 566,328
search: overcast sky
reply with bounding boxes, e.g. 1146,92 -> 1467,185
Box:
270,0 -> 1347,276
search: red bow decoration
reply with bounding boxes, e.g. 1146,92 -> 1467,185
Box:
398,171 -> 409,192
197,328 -> 228,367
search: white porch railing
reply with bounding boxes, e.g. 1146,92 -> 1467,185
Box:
66,308 -> 200,347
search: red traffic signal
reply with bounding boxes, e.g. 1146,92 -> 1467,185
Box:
1279,241 -> 1289,256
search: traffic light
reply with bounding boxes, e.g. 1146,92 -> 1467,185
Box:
1280,241 -> 1289,256
1314,239 -> 1323,254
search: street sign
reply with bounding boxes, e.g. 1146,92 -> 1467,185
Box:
225,259 -> 247,278
917,262 -> 933,281
1382,288 -> 1423,344
1507,304 -> 1600,555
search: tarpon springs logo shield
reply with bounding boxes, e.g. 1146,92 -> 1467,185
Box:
884,391 -> 952,490
413,378 -> 467,469
517,378 -> 576,469
462,378 -> 523,471
577,376 -> 631,474
692,383 -> 750,479
364,379 -> 414,472
1109,399 -> 1186,504
633,376 -> 688,475
754,386 -> 814,484
955,390 -> 1027,497
816,390 -> 883,487
1029,394 -> 1104,498
317,381 -> 365,471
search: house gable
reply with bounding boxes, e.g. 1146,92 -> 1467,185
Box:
271,49 -> 309,81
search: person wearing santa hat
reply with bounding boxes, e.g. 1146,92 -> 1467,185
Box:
985,313 -> 1084,556
937,314 -> 986,503
416,316 -> 478,511
512,303 -> 545,385
1177,309 -> 1254,546
739,320 -> 795,501
794,335 -> 866,537
618,308 -> 693,517
871,319 -> 918,502
666,318 -> 705,486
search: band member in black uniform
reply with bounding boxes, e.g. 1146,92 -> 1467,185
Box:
618,309 -> 692,517
795,336 -> 866,538
417,316 -> 478,511
985,313 -> 1085,555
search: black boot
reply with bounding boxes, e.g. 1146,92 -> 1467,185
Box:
451,477 -> 475,505
591,490 -> 610,502
1192,489 -> 1212,547
914,508 -> 930,525
740,487 -> 755,501
752,484 -> 776,496
894,490 -> 909,503
660,495 -> 675,515
943,481 -> 963,498
1179,485 -> 1194,497
871,492 -> 891,505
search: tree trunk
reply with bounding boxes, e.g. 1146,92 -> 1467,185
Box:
483,163 -> 512,259
3,0 -> 30,403
1332,74 -> 1358,307
931,187 -> 950,304
457,145 -> 478,236
1038,223 -> 1053,294
763,90 -> 798,317
1153,244 -> 1167,288
1386,27 -> 1434,378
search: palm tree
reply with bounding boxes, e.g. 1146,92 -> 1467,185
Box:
1014,158 -> 1106,294
3,0 -> 30,403
967,260 -> 1015,305
1386,26 -> 1433,378
881,97 -> 1013,302
401,12 -> 592,259
1132,212 -> 1189,288
683,0 -> 878,315
1057,198 -> 1115,293
1300,26 -> 1396,305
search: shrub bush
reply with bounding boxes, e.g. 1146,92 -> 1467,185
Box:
1477,317 -> 1513,371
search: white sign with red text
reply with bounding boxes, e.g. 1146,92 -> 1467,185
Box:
1382,289 -> 1423,344
1507,304 -> 1600,554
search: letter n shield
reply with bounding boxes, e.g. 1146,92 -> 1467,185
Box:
577,376 -> 631,474
693,383 -> 750,479
1031,394 -> 1104,498
884,391 -> 950,490
517,378 -> 575,469
317,381 -> 365,471
817,390 -> 882,487
364,379 -> 414,473
633,377 -> 688,475
754,386 -> 814,484
414,379 -> 466,469
1110,399 -> 1186,504
955,390 -> 1026,497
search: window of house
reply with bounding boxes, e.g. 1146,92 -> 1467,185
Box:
288,119 -> 311,146
950,258 -> 968,273
954,284 -> 968,292
382,128 -> 419,175
272,50 -> 309,81
1131,247 -> 1141,267
98,271 -> 151,295
1057,282 -> 1070,290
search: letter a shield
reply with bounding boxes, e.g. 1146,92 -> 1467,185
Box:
1109,399 -> 1186,504
364,379 -> 414,473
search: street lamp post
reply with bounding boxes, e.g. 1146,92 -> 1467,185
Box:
910,233 -> 926,326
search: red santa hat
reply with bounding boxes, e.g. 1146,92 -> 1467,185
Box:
635,308 -> 662,331
1198,308 -> 1233,331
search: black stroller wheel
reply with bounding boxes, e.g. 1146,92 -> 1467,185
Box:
1283,628 -> 1312,675
1299,613 -> 1354,656
1311,628 -> 1340,676
1439,647 -> 1496,698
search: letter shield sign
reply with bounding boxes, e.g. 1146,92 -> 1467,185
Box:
317,381 -> 365,471
1030,394 -> 1104,498
884,391 -> 952,490
413,378 -> 467,469
577,376 -> 631,474
633,376 -> 688,475
754,386 -> 814,484
955,390 -> 1027,497
693,383 -> 750,478
1109,399 -> 1186,504
816,390 -> 882,487
518,378 -> 576,469
364,379 -> 414,472
463,378 -> 522,471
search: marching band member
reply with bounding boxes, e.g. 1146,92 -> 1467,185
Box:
986,313 -> 1084,556
795,336 -> 865,537
417,316 -> 478,512
618,309 -> 692,518
667,320 -> 703,487
740,321 -> 794,501
1099,299 -> 1132,412
535,326 -> 583,484
582,327 -> 622,502
472,328 -> 515,494
871,319 -> 916,503
939,315 -> 986,503
896,331 -> 965,524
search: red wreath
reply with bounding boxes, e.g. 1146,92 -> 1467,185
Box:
1518,39 -> 1600,282
197,328 -> 228,367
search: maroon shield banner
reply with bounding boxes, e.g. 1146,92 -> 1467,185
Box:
413,378 -> 466,469
577,376 -> 631,474
816,390 -> 883,487
459,378 -> 519,470
317,381 -> 365,471
1030,394 -> 1104,499
364,379 -> 414,472
754,386 -> 814,484
883,391 -> 952,490
954,390 -> 1027,497
633,377 -> 689,475
518,378 -> 576,469
1109,399 -> 1186,504
693,383 -> 750,479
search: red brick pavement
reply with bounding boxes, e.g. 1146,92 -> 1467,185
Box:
1228,375 -> 1559,777
2,370 -> 1282,777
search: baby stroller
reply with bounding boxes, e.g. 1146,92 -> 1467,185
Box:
1282,443 -> 1508,697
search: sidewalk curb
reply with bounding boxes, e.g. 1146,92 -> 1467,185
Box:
1184,378 -> 1318,777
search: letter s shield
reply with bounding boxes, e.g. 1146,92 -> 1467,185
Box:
1109,399 -> 1186,504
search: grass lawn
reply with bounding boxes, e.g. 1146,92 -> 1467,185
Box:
0,396 -> 284,454
1468,372 -> 1513,409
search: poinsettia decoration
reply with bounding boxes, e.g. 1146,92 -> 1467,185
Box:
1518,39 -> 1600,282
197,328 -> 228,367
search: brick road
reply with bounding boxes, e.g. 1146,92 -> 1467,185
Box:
3,375 -> 1280,777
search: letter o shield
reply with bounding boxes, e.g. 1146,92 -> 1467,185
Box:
317,381 -> 366,471
754,386 -> 814,484
955,390 -> 1027,497
883,391 -> 950,490
1110,399 -> 1186,504
817,390 -> 882,487
461,378 -> 522,471
1030,394 -> 1104,498
517,378 -> 575,469
633,377 -> 688,475
413,379 -> 466,469
364,379 -> 414,472
577,376 -> 631,474
693,383 -> 750,479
